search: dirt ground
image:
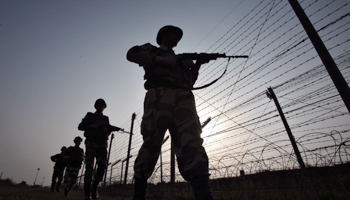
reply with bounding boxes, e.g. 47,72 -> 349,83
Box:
0,183 -> 120,200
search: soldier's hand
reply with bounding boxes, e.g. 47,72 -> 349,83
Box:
116,127 -> 125,132
89,124 -> 99,128
195,53 -> 211,66
116,127 -> 124,132
110,125 -> 121,132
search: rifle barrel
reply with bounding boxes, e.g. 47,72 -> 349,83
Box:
227,55 -> 249,58
178,53 -> 248,60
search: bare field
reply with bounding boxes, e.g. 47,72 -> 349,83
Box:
0,181 -> 119,200
1,163 -> 349,200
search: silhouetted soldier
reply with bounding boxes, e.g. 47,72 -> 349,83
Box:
78,98 -> 123,200
127,25 -> 214,200
63,136 -> 85,197
50,146 -> 66,192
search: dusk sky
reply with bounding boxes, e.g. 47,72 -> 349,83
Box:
1,0 -> 349,186
0,0 -> 248,185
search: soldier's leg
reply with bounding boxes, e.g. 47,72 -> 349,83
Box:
63,167 -> 72,197
63,167 -> 79,197
68,168 -> 79,189
91,146 -> 108,199
133,177 -> 148,200
56,169 -> 64,192
63,168 -> 69,186
169,90 -> 213,200
93,146 -> 107,183
133,88 -> 174,200
84,142 -> 97,199
51,169 -> 58,192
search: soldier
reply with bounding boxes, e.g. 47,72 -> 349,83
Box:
62,136 -> 85,197
50,146 -> 66,192
126,25 -> 214,200
78,98 -> 123,200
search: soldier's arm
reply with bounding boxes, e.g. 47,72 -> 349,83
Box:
51,154 -> 59,162
104,116 -> 113,135
78,112 -> 95,131
186,53 -> 212,84
103,116 -> 123,133
108,124 -> 123,132
126,43 -> 165,67
183,59 -> 200,84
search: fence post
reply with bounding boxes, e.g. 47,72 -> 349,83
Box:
104,133 -> 114,186
287,0 -> 350,113
240,170 -> 249,200
110,159 -> 121,185
124,113 -> 136,185
267,87 -> 306,169
266,87 -> 318,199
33,168 -> 40,186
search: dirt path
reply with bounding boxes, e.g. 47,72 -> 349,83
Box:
0,184 -> 119,200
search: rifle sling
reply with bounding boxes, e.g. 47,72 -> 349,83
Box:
192,57 -> 230,90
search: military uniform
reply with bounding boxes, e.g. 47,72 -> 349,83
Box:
127,25 -> 213,200
128,43 -> 199,90
128,43 -> 209,180
63,143 -> 84,196
50,148 -> 66,192
78,102 -> 121,200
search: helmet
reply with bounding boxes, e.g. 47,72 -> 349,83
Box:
94,98 -> 107,109
74,136 -> 83,142
61,146 -> 67,151
156,25 -> 183,45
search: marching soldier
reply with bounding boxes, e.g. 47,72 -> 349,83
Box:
63,136 -> 85,197
78,98 -> 123,200
50,146 -> 66,192
126,25 -> 214,200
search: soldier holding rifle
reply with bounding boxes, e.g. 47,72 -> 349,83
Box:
78,98 -> 123,200
50,146 -> 67,192
63,136 -> 84,197
126,25 -> 217,200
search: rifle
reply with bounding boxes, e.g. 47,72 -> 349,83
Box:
176,53 -> 248,90
93,121 -> 124,132
177,53 -> 248,61
80,114 -> 124,134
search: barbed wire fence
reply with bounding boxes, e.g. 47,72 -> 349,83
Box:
97,0 -> 350,189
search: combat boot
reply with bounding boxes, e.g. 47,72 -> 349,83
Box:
64,187 -> 70,197
91,181 -> 99,199
190,175 -> 214,200
51,183 -> 55,192
55,182 -> 61,192
84,182 -> 91,200
132,177 -> 148,200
